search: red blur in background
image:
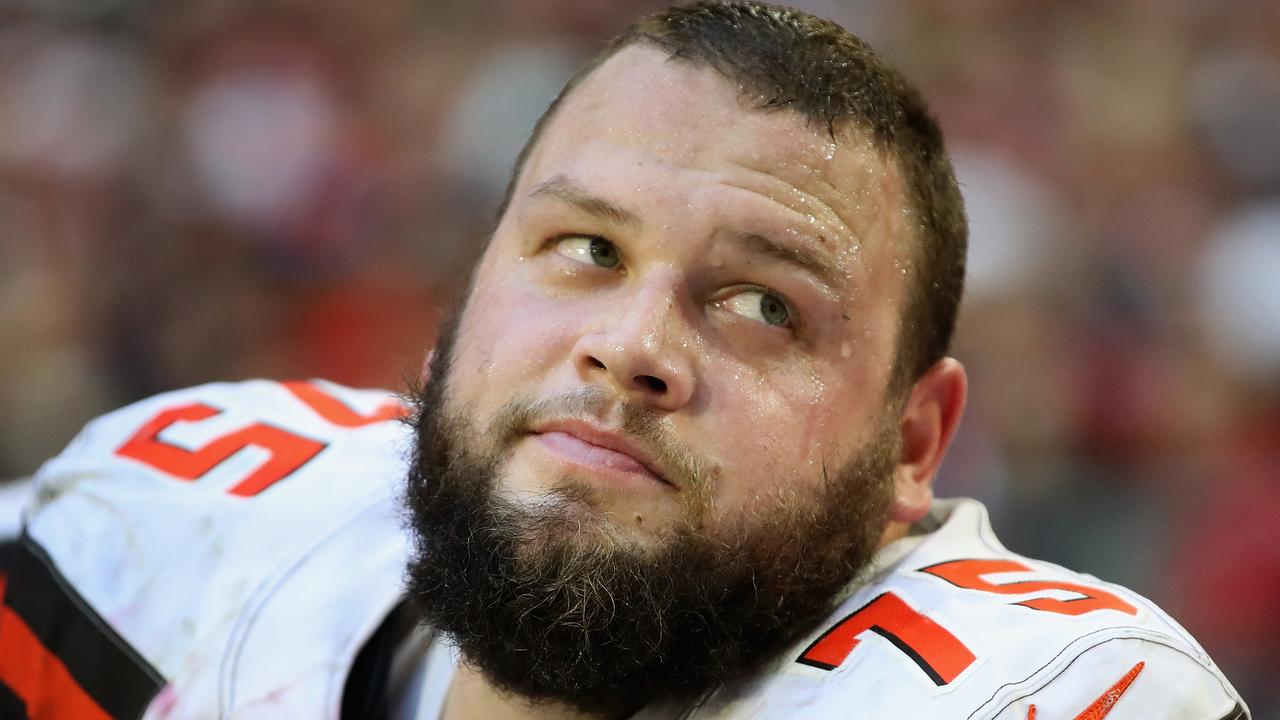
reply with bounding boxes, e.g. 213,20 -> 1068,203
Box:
1,0 -> 1277,712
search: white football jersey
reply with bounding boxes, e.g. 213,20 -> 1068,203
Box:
0,380 -> 1250,719
5,379 -> 413,719
637,498 -> 1249,719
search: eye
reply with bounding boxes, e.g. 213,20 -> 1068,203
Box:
717,288 -> 794,328
555,235 -> 621,269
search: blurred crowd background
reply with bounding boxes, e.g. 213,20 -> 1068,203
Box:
1,0 -> 1277,713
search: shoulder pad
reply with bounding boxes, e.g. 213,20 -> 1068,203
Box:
678,499 -> 1249,719
17,380 -> 414,717
985,637 -> 1247,719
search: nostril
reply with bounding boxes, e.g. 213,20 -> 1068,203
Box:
636,375 -> 667,393
587,356 -> 607,369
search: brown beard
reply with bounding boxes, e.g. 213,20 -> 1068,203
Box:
402,310 -> 899,717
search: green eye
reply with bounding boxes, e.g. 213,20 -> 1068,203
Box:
589,237 -> 619,268
759,293 -> 789,326
555,236 -> 621,269
718,288 -> 794,328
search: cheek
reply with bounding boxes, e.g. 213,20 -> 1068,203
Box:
447,279 -> 584,410
699,363 -> 836,497
699,346 -> 890,514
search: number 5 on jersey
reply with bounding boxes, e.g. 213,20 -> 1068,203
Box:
116,403 -> 326,497
115,381 -> 408,497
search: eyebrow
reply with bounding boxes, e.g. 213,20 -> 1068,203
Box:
528,174 -> 844,291
732,230 -> 845,292
528,175 -> 642,230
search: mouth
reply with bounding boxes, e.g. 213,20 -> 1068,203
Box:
529,419 -> 674,490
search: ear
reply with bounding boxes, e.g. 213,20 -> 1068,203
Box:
890,357 -> 967,525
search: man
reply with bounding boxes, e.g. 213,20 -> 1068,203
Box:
0,2 -> 1249,718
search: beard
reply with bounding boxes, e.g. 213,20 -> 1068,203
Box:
402,312 -> 899,717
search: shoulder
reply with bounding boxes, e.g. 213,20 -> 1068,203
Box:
686,499 -> 1250,720
33,378 -> 411,500
24,378 -> 413,569
980,637 -> 1248,720
9,379 -> 415,718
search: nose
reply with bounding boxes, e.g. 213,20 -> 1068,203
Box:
571,285 -> 696,412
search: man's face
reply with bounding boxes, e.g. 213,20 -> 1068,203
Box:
447,45 -> 914,543
405,44 -> 919,713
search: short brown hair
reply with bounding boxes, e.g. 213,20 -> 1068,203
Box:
497,0 -> 966,391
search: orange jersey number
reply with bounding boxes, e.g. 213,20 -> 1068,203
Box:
116,403 -> 325,497
919,559 -> 1138,617
797,591 -> 976,685
115,381 -> 407,497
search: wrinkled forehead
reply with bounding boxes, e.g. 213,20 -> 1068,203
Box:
522,45 -> 906,221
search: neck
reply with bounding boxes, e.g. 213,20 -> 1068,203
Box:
440,662 -> 616,720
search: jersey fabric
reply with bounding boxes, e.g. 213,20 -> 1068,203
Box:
633,499 -> 1249,720
0,380 -> 1250,719
1,380 -> 413,719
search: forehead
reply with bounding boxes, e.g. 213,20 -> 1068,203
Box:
555,46 -> 843,172
519,44 -> 912,274
514,45 -> 916,308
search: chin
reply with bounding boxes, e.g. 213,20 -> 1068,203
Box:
500,477 -> 682,556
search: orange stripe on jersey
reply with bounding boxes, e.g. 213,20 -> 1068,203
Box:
1023,661 -> 1144,720
1074,661 -> 1144,720
0,601 -> 111,720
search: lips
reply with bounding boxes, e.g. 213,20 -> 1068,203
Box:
529,419 -> 672,488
